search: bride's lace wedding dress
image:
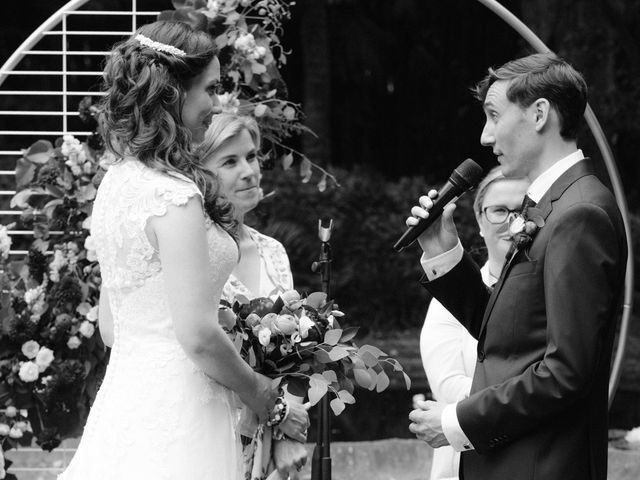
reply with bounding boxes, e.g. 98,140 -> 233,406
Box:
59,159 -> 241,479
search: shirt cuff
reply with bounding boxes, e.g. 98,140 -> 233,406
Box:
442,403 -> 474,452
420,240 -> 464,281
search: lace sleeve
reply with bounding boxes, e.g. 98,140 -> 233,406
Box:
91,162 -> 203,291
251,229 -> 294,292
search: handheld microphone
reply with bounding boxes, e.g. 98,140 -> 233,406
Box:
393,159 -> 484,252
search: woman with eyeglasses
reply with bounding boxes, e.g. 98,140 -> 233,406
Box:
419,166 -> 529,480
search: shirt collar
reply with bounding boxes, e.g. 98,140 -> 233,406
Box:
527,150 -> 585,203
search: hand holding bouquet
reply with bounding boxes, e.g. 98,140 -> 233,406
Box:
220,289 -> 410,417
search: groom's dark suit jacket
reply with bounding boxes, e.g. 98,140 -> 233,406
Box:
421,160 -> 627,480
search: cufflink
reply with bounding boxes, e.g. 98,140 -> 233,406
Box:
431,269 -> 438,276
463,443 -> 471,450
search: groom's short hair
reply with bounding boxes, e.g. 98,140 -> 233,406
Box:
473,52 -> 588,140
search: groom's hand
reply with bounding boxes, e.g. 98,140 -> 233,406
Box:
408,400 -> 450,448
406,190 -> 459,257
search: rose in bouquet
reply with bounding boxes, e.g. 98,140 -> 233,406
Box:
220,289 -> 411,416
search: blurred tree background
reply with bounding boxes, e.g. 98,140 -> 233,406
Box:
1,0 -> 638,437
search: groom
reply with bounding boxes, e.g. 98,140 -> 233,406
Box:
408,53 -> 627,480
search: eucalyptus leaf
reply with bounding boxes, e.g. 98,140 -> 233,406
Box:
10,187 -> 46,209
337,390 -> 356,405
358,344 -> 387,358
318,174 -> 327,192
308,375 -> 329,406
403,371 -> 412,390
322,370 -> 338,384
376,371 -> 390,393
361,351 -> 378,368
300,157 -> 312,183
324,328 -> 342,346
327,346 -> 350,361
282,153 -> 294,171
313,349 -> 333,364
330,398 -> 345,416
25,140 -> 53,164
353,368 -> 372,389
305,292 -> 326,309
15,158 -> 36,190
339,327 -> 359,343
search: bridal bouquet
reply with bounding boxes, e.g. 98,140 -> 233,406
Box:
219,289 -> 410,415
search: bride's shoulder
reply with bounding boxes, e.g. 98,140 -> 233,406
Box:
108,158 -> 201,202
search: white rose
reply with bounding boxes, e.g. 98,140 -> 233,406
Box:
274,314 -> 297,335
254,46 -> 267,59
298,315 -> 315,339
509,216 -> 526,236
79,321 -> 95,338
21,340 -> 40,359
18,362 -> 39,382
245,313 -> 261,328
0,424 -> 10,436
281,289 -> 301,304
283,106 -> 296,121
67,336 -> 81,350
8,426 -> 23,439
35,347 -> 54,372
258,327 -> 272,347
4,407 -> 17,418
254,104 -> 268,117
86,305 -> 99,323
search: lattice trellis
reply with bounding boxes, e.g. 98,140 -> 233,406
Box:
0,0 -> 162,256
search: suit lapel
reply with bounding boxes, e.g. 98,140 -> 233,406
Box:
477,159 -> 596,339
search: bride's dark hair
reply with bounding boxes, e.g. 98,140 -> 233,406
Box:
99,20 -> 234,232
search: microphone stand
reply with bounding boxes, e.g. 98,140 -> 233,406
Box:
310,218 -> 333,480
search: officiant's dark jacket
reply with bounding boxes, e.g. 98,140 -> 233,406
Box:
421,160 -> 627,480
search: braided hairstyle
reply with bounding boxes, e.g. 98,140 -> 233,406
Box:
99,20 -> 234,232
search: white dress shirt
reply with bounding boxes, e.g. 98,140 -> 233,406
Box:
420,150 -> 585,452
421,264 -> 495,480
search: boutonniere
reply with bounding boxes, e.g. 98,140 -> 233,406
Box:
508,207 -> 545,251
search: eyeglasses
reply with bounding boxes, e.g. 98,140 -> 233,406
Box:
481,205 -> 521,224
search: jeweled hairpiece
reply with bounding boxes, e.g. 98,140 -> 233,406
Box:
135,34 -> 186,57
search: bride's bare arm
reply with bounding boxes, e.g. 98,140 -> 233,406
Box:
98,287 -> 114,347
148,196 -> 276,418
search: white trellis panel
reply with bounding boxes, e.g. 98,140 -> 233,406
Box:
0,0 -> 160,256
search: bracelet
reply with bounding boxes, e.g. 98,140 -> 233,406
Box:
266,395 -> 288,428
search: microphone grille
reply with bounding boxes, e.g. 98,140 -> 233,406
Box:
454,158 -> 484,188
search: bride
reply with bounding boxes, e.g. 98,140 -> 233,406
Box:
59,21 -> 306,479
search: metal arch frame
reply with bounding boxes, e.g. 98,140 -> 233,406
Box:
0,0 -> 632,407
0,0 -> 90,89
0,0 -> 158,257
476,0 -> 634,407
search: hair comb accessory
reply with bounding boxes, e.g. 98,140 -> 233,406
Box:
135,34 -> 186,57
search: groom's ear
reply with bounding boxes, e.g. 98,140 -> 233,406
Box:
532,98 -> 551,133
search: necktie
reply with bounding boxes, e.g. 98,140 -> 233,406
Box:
521,194 -> 537,216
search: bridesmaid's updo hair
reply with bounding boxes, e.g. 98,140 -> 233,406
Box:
100,21 -> 232,228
